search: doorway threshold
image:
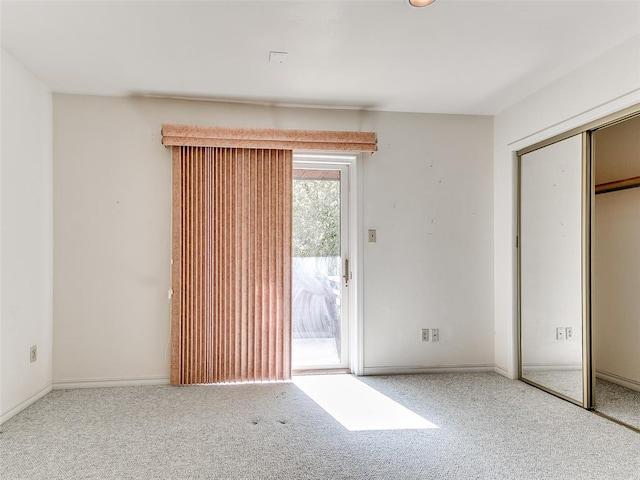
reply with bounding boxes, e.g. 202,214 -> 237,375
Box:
292,368 -> 351,376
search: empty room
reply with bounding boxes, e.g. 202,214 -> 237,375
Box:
1,1 -> 639,479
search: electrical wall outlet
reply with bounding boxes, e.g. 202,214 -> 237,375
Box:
30,345 -> 37,363
565,327 -> 573,340
431,329 -> 439,342
421,328 -> 429,342
556,327 -> 565,341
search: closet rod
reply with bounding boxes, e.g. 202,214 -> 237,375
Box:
595,175 -> 640,195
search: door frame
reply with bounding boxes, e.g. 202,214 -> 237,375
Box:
292,152 -> 364,375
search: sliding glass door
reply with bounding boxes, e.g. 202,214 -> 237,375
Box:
291,163 -> 349,370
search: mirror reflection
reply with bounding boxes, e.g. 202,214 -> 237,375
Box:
520,134 -> 584,404
592,115 -> 640,430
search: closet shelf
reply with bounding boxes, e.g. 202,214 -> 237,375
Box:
595,175 -> 640,195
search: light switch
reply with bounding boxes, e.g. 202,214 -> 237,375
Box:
368,229 -> 377,243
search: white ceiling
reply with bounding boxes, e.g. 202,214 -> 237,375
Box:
1,0 -> 639,115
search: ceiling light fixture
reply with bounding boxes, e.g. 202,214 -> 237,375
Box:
408,0 -> 436,7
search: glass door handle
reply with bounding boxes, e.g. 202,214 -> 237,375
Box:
343,258 -> 349,287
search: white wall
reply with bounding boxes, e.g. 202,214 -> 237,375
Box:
493,34 -> 640,378
0,50 -> 53,423
593,189 -> 640,389
52,94 -> 494,385
361,111 -> 494,373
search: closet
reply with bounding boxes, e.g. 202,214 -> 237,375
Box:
592,115 -> 640,430
518,106 -> 640,432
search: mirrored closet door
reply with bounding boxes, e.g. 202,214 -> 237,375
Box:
519,133 -> 589,406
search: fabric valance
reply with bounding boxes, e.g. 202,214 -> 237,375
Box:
161,124 -> 377,153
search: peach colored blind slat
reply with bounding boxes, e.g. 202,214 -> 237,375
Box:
162,124 -> 377,153
171,146 -> 292,385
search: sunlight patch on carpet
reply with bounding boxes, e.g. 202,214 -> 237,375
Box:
293,374 -> 438,431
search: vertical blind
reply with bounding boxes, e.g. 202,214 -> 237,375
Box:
171,146 -> 292,384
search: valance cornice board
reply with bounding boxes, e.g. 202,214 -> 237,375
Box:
161,124 -> 377,153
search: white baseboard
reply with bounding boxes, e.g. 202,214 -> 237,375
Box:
362,364 -> 494,376
494,365 -> 513,379
596,370 -> 640,393
1,382 -> 53,426
53,375 -> 170,390
521,364 -> 582,372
